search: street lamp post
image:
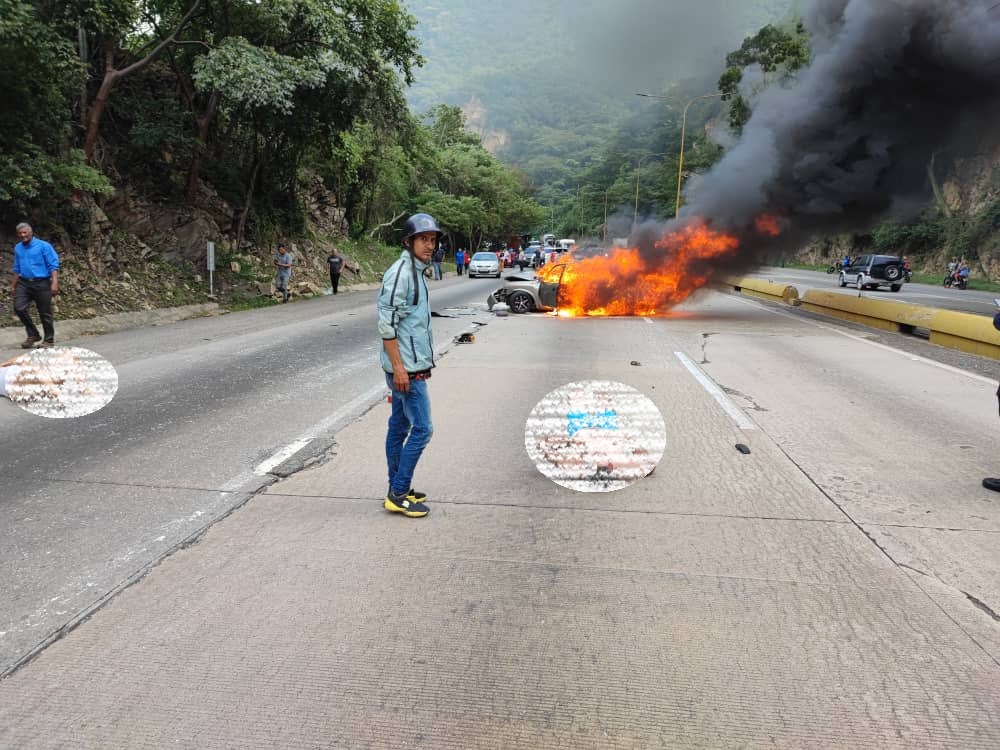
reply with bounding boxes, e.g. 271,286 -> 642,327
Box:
603,188 -> 609,243
636,92 -> 723,216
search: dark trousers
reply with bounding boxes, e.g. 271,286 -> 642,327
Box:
329,271 -> 341,294
14,278 -> 55,342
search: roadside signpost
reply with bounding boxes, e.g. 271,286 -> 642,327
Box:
207,241 -> 216,298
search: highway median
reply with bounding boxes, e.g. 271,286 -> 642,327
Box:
719,277 -> 1000,360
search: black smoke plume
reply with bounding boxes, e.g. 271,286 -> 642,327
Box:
674,0 -> 1000,268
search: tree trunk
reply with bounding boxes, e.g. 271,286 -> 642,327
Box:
928,152 -> 953,218
186,89 -> 221,201
83,41 -> 119,162
235,156 -> 262,253
82,0 -> 203,163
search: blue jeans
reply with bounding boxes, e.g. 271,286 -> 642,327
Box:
385,372 -> 433,495
432,261 -> 442,280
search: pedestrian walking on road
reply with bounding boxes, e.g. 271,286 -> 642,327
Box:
432,245 -> 444,280
377,213 -> 441,518
326,247 -> 344,295
274,242 -> 293,303
455,248 -> 465,276
11,222 -> 60,348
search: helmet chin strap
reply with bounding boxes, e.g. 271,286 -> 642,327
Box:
405,240 -> 421,306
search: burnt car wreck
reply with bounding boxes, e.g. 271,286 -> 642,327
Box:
486,273 -> 560,314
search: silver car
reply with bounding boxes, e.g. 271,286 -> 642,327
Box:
468,252 -> 501,278
487,272 -> 559,314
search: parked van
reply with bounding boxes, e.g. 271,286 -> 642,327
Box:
557,239 -> 576,253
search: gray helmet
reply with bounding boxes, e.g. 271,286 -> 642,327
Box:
403,213 -> 443,242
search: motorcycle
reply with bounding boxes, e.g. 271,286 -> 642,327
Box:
943,271 -> 968,289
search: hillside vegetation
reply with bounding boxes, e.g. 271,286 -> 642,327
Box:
1,0 -> 544,318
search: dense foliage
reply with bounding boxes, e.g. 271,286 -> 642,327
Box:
0,0 -> 544,250
6,0 -> 992,276
717,20 -> 810,133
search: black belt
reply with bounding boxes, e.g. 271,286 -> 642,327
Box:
19,276 -> 51,281
408,370 -> 431,381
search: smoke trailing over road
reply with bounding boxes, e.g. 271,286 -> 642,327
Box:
675,0 -> 1000,267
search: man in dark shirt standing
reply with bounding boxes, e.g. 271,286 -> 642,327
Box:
326,247 -> 344,295
11,222 -> 60,348
274,242 -> 293,303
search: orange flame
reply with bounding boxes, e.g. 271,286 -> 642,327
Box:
543,218 -> 751,317
755,214 -> 781,237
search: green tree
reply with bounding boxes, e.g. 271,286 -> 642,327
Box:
718,20 -> 810,133
0,0 -> 111,222
77,0 -> 203,162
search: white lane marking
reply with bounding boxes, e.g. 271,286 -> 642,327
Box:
254,438 -> 313,475
242,340 -> 454,482
726,293 -> 998,386
252,380 -> 390,476
673,351 -> 757,430
298,382 -> 387,438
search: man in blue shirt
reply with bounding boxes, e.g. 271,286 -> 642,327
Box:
11,222 -> 60,348
377,212 -> 441,518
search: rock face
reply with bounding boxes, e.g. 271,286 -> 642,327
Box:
798,142 -> 1000,277
301,173 -> 349,238
0,172 -> 364,323
105,187 -> 224,268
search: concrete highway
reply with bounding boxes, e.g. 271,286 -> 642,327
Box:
0,276 -> 492,675
1,277 -> 999,746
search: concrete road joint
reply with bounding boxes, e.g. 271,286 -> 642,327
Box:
719,289 -> 1000,667
1,341 -> 460,680
252,340 -> 457,479
761,407 -> 1000,670
726,292 -> 998,385
0,484 -> 272,680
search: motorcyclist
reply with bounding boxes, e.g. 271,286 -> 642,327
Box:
958,260 -> 969,289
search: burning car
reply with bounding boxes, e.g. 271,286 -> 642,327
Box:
486,272 -> 560,314
486,220 -> 758,318
485,244 -> 612,314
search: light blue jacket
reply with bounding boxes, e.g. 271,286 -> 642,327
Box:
378,250 -> 434,374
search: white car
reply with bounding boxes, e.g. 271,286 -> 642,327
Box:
468,252 -> 501,278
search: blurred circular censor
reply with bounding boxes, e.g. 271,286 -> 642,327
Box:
525,380 -> 666,492
2,346 -> 118,418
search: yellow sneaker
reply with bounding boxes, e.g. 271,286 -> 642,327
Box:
384,490 -> 429,518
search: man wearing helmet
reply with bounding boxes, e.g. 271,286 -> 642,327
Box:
376,213 -> 442,518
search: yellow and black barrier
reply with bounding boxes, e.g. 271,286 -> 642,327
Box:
718,278 -> 1000,360
799,290 -> 1000,359
718,276 -> 800,305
